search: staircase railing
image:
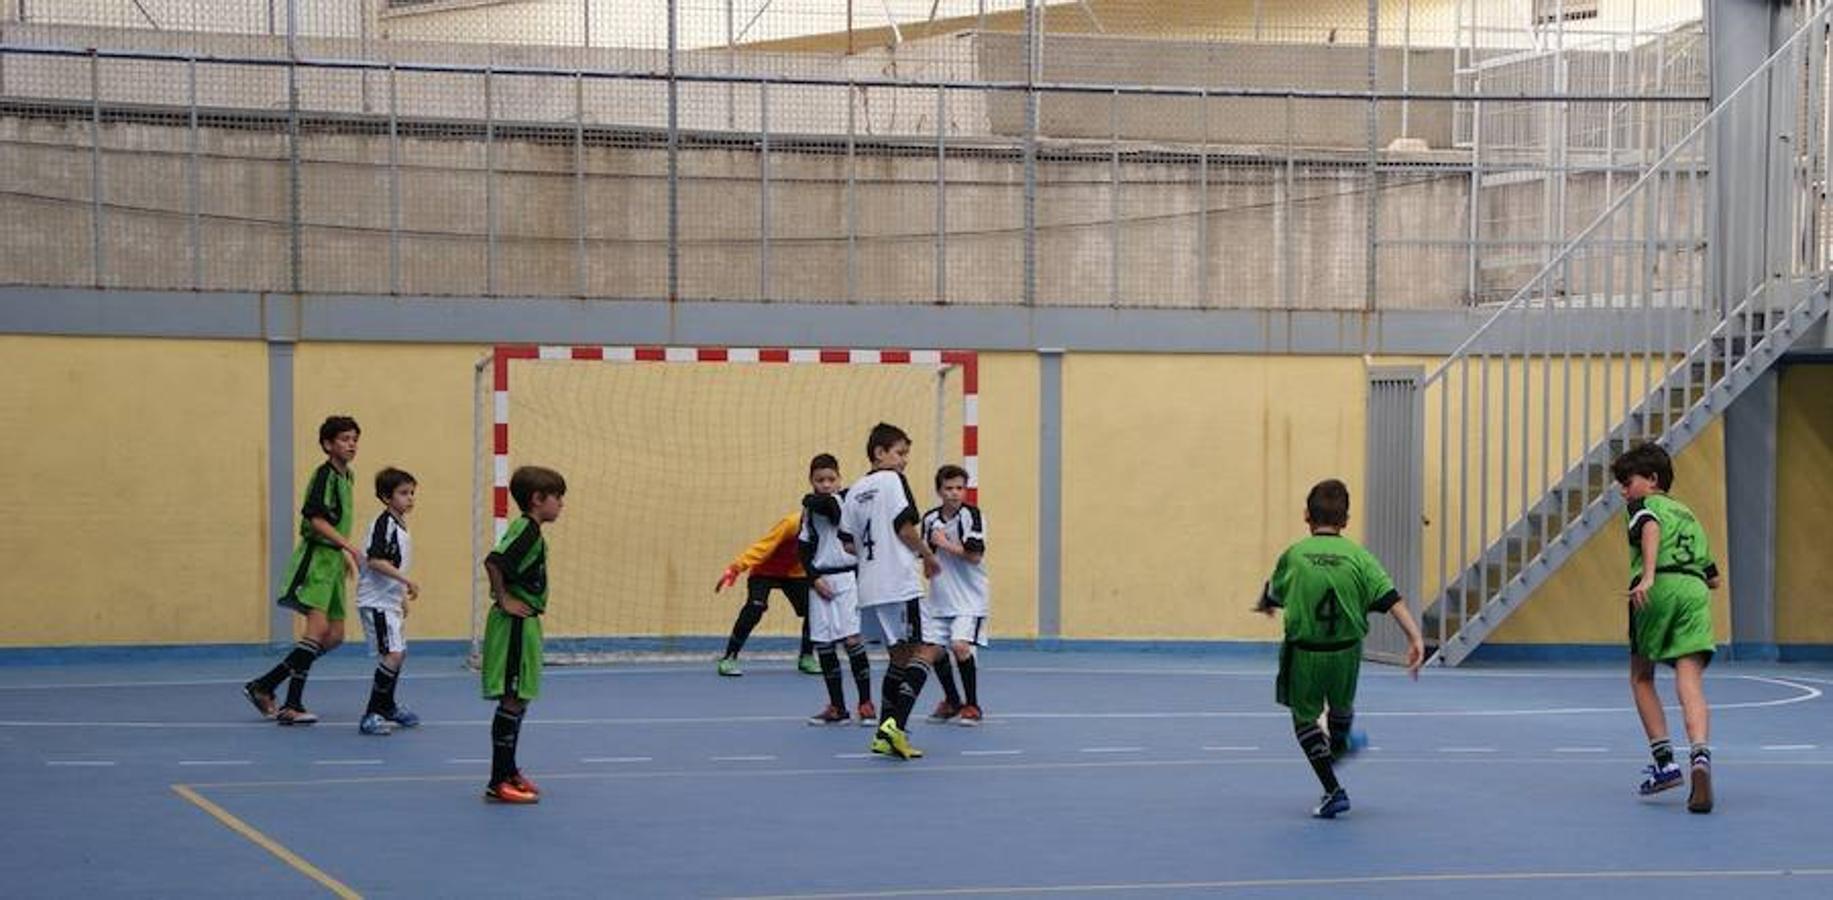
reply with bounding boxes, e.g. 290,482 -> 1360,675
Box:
1416,5 -> 1833,665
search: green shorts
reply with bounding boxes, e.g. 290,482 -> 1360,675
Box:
480,607 -> 544,701
277,541 -> 347,621
1276,641 -> 1362,724
1629,575 -> 1715,665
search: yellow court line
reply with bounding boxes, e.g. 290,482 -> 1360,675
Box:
170,784 -> 363,900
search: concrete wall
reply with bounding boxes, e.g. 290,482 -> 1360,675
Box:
0,114 -> 1493,308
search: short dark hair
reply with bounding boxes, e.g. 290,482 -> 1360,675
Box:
935,464 -> 970,491
809,453 -> 840,475
509,465 -> 567,512
1306,479 -> 1350,528
866,422 -> 911,462
1610,442 -> 1673,491
319,415 -> 360,445
375,466 -> 416,500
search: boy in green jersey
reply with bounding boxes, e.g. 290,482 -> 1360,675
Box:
1611,442 -> 1721,814
1256,479 -> 1423,819
481,465 -> 567,804
244,416 -> 364,726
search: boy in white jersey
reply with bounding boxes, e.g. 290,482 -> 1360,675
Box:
923,464 -> 989,726
839,423 -> 942,759
799,453 -> 877,726
356,467 -> 422,736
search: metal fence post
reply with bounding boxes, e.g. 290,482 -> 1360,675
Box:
1023,0 -> 1039,307
286,0 -> 302,294
760,79 -> 770,301
387,63 -> 401,295
667,0 -> 679,303
936,83 -> 948,304
188,55 -> 201,290
89,48 -> 103,287
485,66 -> 497,296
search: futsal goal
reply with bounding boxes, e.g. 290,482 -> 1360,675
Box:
471,344 -> 976,664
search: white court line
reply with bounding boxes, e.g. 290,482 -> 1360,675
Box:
1,675 -> 1820,730
720,865 -> 1833,899
312,759 -> 383,766
1761,744 -> 1818,751
445,758 -> 489,765
1079,747 -> 1144,754
834,753 -> 871,760
711,755 -> 778,762
1439,747 -> 1498,753
1554,747 -> 1610,753
179,760 -> 253,766
177,755 -> 1833,791
46,760 -> 115,767
959,749 -> 1023,757
1201,746 -> 1259,752
580,756 -> 652,764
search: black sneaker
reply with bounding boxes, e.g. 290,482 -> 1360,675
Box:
242,682 -> 277,719
1687,762 -> 1713,814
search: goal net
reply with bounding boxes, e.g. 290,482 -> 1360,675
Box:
472,345 -> 975,664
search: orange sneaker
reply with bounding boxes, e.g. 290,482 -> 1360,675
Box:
806,704 -> 851,726
956,704 -> 983,726
484,781 -> 540,804
508,772 -> 542,797
856,700 -> 878,727
928,700 -> 961,723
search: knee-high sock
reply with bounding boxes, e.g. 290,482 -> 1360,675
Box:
253,638 -> 320,694
1326,708 -> 1354,757
365,662 -> 401,717
958,653 -> 978,707
799,616 -> 814,658
880,662 -> 906,722
933,653 -> 962,706
893,658 -> 933,727
490,704 -> 525,785
845,642 -> 873,704
723,600 -> 766,659
279,639 -> 324,709
1296,720 -> 1340,794
816,643 -> 845,707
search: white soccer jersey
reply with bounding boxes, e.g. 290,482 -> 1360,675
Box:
923,504 -> 989,617
839,468 -> 924,608
355,510 -> 412,610
798,490 -> 858,576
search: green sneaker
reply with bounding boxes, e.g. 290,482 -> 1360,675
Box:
797,654 -> 821,675
873,718 -> 923,759
716,657 -> 742,677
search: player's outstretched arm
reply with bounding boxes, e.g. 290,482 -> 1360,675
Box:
1388,601 -> 1426,678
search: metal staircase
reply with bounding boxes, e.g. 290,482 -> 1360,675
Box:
1416,6 -> 1833,666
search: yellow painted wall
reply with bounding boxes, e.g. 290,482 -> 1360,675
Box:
978,353 -> 1041,640
1777,364 -> 1833,644
292,342 -> 486,643
1059,354 -> 1366,641
0,336 -> 269,646
8,336 -> 1803,651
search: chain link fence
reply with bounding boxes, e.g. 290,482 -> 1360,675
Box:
1,0 -> 1709,308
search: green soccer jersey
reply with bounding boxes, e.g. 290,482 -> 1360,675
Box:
1626,494 -> 1717,581
489,516 -> 550,613
1260,533 -> 1401,646
298,461 -> 354,545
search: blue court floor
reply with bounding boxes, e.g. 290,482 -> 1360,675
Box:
5,648 -> 1833,898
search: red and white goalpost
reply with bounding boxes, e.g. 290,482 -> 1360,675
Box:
474,344 -> 978,661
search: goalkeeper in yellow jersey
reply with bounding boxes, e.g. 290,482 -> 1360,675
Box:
714,501 -> 818,677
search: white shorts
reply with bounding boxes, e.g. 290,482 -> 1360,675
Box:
861,598 -> 924,646
807,572 -> 861,644
922,610 -> 990,648
359,606 -> 407,655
